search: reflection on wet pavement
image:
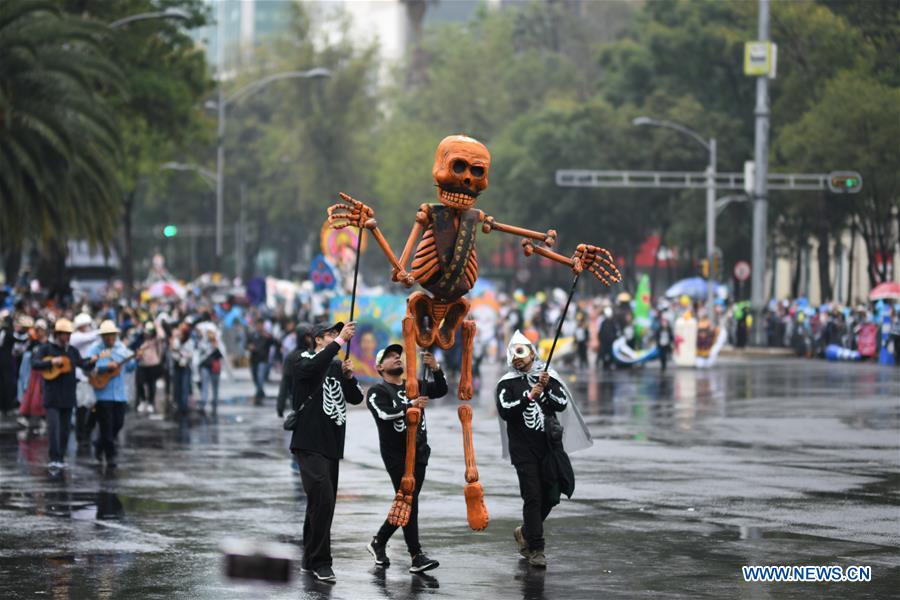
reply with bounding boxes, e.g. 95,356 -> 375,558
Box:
0,358 -> 898,598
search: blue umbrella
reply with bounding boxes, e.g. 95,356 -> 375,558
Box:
664,277 -> 722,299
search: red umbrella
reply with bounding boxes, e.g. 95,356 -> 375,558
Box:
869,281 -> 900,301
147,280 -> 186,299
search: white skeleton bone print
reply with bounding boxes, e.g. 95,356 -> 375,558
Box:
522,399 -> 545,432
499,387 -> 545,432
322,377 -> 346,426
392,389 -> 428,434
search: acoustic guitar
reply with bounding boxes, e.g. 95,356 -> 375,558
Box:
40,355 -> 73,380
88,349 -> 141,390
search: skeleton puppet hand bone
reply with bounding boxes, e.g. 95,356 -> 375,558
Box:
327,192 -> 375,230
573,244 -> 622,285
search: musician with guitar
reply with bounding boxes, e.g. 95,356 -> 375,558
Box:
30,318 -> 98,470
86,320 -> 142,469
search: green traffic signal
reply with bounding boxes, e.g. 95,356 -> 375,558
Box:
827,172 -> 862,194
163,225 -> 178,237
831,176 -> 855,189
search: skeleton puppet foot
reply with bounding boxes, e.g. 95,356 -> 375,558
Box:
464,482 -> 489,530
458,404 -> 489,530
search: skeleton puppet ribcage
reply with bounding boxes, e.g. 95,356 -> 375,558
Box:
410,226 -> 478,293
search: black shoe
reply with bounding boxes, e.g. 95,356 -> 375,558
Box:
528,550 -> 547,568
513,526 -> 529,558
312,566 -> 336,582
409,553 -> 439,573
367,537 -> 390,567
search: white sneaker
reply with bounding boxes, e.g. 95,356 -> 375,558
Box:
48,461 -> 63,469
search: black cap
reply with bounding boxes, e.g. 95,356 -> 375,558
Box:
313,321 -> 344,338
375,343 -> 404,365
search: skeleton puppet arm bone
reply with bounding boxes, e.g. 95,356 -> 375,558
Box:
394,205 -> 431,282
481,214 -> 557,247
522,239 -> 621,286
481,212 -> 621,286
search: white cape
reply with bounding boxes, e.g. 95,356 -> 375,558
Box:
497,330 -> 592,459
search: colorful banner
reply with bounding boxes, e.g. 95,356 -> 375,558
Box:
634,274 -> 652,338
329,294 -> 407,382
309,254 -> 337,291
320,219 -> 367,265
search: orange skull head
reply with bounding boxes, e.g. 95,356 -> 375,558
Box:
432,135 -> 490,209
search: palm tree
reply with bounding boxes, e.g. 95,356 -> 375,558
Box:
0,0 -> 122,282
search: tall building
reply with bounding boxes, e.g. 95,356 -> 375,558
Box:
194,0 -> 497,78
193,0 -> 295,77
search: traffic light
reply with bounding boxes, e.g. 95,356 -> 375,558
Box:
712,254 -> 720,278
827,171 -> 863,194
701,259 -> 710,278
163,225 -> 178,238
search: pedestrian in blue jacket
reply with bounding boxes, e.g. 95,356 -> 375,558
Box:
87,320 -> 140,469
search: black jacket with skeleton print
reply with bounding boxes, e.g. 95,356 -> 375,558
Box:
366,370 -> 448,470
289,341 -> 363,460
496,374 -> 567,465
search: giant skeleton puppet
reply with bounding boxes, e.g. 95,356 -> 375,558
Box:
328,135 -> 621,530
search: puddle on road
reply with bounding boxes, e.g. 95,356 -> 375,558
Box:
0,360 -> 897,598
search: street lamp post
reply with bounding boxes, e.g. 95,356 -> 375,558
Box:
160,162 -> 217,189
108,8 -> 194,295
109,7 -> 191,29
159,162 -> 218,277
633,117 -> 717,316
715,194 -> 749,217
211,68 -> 331,271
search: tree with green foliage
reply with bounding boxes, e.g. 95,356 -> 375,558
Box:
778,72 -> 900,289
369,1 -> 636,290
196,3 -> 380,280
60,0 -> 212,295
0,0 -> 123,286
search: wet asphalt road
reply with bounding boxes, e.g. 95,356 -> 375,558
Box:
0,358 -> 898,599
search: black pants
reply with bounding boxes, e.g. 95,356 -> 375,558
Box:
600,344 -> 614,370
375,461 -> 426,556
297,450 -> 340,570
76,405 -> 93,443
46,407 -> 73,463
173,367 -> 191,413
515,461 -> 554,552
576,342 -> 588,369
138,365 -> 163,407
659,346 -> 670,371
94,401 -> 126,462
0,366 -> 16,412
